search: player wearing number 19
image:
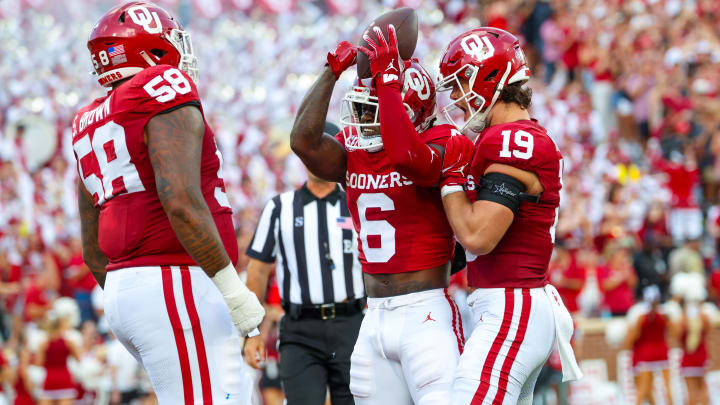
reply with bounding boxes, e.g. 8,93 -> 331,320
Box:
72,2 -> 264,403
434,28 -> 583,404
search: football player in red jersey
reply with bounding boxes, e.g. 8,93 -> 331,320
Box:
73,2 -> 264,403
290,37 -> 464,404
432,28 -> 583,404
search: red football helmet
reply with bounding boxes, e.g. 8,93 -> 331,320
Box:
341,59 -> 436,151
87,1 -> 198,87
437,27 -> 530,132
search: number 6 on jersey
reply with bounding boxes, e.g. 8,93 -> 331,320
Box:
357,193 -> 396,263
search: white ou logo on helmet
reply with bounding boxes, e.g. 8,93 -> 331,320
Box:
127,5 -> 163,34
403,68 -> 431,100
461,34 -> 494,62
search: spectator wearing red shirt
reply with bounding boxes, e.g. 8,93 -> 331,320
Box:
23,274 -> 51,325
654,151 -> 702,243
598,244 -> 637,316
548,242 -> 583,314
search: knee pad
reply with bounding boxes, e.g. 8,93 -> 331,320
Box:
349,351 -> 374,398
405,341 -> 451,391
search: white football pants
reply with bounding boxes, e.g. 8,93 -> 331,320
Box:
350,288 -> 464,405
452,286 -> 579,405
104,266 -> 252,404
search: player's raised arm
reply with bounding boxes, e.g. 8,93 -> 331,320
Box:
290,42 -> 355,183
147,105 -> 264,337
358,26 -> 442,186
77,181 -> 108,288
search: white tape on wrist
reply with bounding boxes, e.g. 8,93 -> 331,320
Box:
211,263 -> 265,336
441,185 -> 464,198
211,263 -> 246,297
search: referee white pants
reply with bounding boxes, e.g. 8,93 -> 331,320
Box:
350,288 -> 464,405
103,266 -> 252,404
452,286 -> 578,405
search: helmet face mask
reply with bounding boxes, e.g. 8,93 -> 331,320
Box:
168,28 -> 198,83
341,60 -> 436,153
341,85 -> 384,152
437,64 -> 489,133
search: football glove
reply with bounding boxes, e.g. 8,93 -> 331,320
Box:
326,41 -> 358,79
358,25 -> 403,88
440,132 -> 474,197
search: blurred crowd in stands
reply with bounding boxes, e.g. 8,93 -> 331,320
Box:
1,0 -> 720,403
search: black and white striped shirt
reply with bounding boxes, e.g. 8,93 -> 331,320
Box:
246,184 -> 364,305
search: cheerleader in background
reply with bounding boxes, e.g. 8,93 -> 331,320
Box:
671,277 -> 711,405
35,311 -> 80,405
624,286 -> 672,405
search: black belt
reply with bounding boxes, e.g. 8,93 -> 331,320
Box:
283,298 -> 366,320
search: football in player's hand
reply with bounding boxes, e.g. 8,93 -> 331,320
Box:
356,7 -> 418,79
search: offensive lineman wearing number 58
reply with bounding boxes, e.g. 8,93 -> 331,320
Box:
71,2 -> 264,403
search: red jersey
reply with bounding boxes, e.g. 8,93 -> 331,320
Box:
466,119 -> 562,288
43,337 -> 75,391
71,65 -> 237,270
632,312 -> 669,365
680,325 -> 708,369
23,283 -> 49,323
337,125 -> 455,274
597,266 -> 635,314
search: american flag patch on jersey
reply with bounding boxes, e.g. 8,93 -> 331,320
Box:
336,217 -> 353,230
108,45 -> 125,57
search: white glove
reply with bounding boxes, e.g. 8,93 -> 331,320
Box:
211,264 -> 265,337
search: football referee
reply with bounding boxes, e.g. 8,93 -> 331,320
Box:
243,123 -> 364,405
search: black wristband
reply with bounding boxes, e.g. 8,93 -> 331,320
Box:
476,172 -> 527,215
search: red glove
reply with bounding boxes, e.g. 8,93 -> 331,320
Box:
440,132 -> 475,197
357,25 -> 403,88
326,41 -> 357,79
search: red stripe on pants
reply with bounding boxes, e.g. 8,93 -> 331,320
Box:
493,289 -> 532,404
180,267 -> 213,404
454,298 -> 466,345
444,290 -> 464,354
161,266 -> 194,404
470,288 -> 515,405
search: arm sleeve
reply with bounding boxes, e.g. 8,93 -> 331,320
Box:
245,198 -> 279,263
376,84 -> 442,186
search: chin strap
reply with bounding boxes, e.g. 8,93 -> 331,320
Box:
467,61 -> 512,133
139,51 -> 157,67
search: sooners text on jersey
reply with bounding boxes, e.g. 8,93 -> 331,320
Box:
337,125 -> 456,274
466,119 -> 562,288
71,64 -> 237,270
